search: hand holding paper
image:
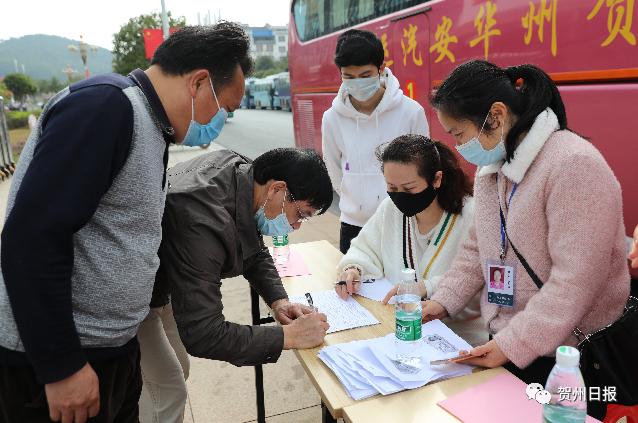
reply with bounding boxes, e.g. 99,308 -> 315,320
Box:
458,339 -> 509,368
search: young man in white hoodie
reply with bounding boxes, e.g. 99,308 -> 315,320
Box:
322,29 -> 430,253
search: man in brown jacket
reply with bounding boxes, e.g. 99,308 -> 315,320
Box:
140,147 -> 333,420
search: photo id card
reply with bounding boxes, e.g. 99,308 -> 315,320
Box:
486,260 -> 516,307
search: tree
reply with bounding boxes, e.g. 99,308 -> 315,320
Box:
255,56 -> 276,72
3,73 -> 37,101
277,56 -> 288,71
252,56 -> 289,78
0,82 -> 12,100
37,76 -> 65,94
112,12 -> 186,75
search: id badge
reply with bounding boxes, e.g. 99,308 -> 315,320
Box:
486,260 -> 516,307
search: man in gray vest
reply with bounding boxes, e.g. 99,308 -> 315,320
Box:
0,22 -> 251,423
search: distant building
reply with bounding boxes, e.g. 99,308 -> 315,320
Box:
242,24 -> 288,61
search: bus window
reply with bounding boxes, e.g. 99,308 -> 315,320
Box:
329,0 -> 375,33
293,0 -> 326,41
377,0 -> 428,16
293,0 -> 430,42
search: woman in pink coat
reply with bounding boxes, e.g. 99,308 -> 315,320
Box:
423,60 -> 630,385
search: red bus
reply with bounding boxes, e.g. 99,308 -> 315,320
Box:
288,0 -> 638,276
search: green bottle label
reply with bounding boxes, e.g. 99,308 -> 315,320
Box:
395,318 -> 422,341
273,234 -> 288,247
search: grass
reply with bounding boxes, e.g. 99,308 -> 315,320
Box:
8,127 -> 30,163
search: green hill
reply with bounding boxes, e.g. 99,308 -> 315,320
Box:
0,34 -> 113,80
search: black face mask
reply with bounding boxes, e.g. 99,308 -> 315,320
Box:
387,185 -> 437,217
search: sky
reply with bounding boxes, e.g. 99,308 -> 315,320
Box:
1,0 -> 291,50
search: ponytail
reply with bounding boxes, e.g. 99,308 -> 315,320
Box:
431,60 -> 568,162
503,64 -> 567,159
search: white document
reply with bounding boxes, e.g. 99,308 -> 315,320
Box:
317,319 -> 474,400
355,278 -> 395,302
288,290 -> 379,333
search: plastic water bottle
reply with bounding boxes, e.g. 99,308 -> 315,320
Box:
542,346 -> 587,423
394,268 -> 423,368
272,234 -> 290,265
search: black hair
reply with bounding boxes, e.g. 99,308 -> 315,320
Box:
430,60 -> 568,162
151,22 -> 254,89
376,135 -> 473,215
334,29 -> 384,69
253,148 -> 333,215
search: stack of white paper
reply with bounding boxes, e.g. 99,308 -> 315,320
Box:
318,320 -> 474,400
288,290 -> 380,333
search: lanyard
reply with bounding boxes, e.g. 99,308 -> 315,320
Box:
497,175 -> 518,263
422,213 -> 458,279
403,212 -> 455,279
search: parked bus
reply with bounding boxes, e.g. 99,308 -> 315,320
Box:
243,73 -> 292,110
241,78 -> 256,109
273,72 -> 292,111
288,0 -> 638,276
251,76 -> 273,109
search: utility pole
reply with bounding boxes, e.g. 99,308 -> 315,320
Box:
161,0 -> 170,40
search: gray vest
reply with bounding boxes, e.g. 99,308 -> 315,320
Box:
0,83 -> 167,350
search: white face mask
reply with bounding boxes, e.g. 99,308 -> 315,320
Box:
341,75 -> 381,102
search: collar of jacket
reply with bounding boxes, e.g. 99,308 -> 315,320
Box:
477,108 -> 560,183
235,163 -> 266,260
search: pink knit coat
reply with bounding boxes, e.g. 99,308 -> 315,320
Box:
431,109 -> 630,368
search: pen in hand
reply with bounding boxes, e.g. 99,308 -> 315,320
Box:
305,292 -> 318,313
335,278 -> 375,286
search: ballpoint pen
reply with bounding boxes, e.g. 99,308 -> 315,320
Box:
335,278 -> 375,286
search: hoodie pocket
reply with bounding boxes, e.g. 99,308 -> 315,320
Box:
340,172 -> 387,224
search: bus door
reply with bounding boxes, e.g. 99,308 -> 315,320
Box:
384,5 -> 432,111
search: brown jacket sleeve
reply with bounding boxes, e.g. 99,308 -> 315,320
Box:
158,192 -> 284,367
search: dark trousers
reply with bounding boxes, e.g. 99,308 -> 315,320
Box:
339,222 -> 362,254
0,346 -> 142,423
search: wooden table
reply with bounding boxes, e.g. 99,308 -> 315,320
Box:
342,368 -> 508,423
282,241 -> 508,422
281,241 -> 397,421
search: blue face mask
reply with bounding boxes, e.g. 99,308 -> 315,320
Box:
182,77 -> 228,147
455,112 -> 506,166
341,74 -> 381,102
254,192 -> 294,236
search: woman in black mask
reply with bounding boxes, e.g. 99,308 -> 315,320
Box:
335,134 -> 487,345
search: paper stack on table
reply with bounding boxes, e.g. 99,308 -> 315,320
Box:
288,290 -> 380,333
318,320 -> 474,400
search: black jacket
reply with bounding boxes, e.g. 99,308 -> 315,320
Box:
152,150 -> 287,366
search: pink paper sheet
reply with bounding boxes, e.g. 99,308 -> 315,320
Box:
274,250 -> 311,277
438,373 -> 601,423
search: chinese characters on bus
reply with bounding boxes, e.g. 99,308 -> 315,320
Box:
430,16 -> 458,63
587,0 -> 636,46
381,33 -> 394,67
470,1 -> 502,60
522,0 -> 558,56
382,1 -> 635,67
401,24 -> 424,66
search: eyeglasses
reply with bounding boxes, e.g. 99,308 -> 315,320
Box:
287,191 -> 313,223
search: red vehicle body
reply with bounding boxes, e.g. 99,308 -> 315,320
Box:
289,0 -> 638,276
